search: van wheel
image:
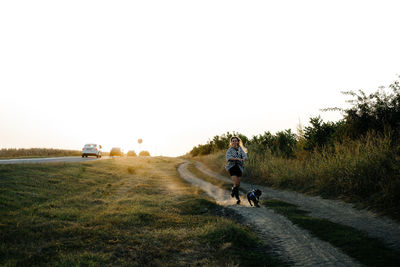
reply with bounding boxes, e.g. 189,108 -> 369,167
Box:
82,155 -> 85,158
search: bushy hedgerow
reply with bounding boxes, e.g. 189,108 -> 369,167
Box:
191,77 -> 400,158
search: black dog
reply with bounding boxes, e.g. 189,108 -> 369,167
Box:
247,189 -> 262,207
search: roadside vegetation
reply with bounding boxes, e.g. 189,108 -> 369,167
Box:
0,157 -> 282,266
0,148 -> 81,159
189,77 -> 400,220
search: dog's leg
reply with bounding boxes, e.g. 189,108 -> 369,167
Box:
247,194 -> 253,206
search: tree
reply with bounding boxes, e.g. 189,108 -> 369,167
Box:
341,78 -> 400,139
303,116 -> 342,151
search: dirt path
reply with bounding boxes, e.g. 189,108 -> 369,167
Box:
194,161 -> 400,252
178,162 -> 359,267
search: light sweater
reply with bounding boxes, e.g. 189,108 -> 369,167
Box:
225,146 -> 248,172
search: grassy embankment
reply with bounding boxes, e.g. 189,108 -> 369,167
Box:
0,148 -> 82,159
194,133 -> 400,220
0,157 -> 282,266
187,161 -> 400,267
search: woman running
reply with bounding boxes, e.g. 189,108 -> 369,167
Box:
225,136 -> 248,204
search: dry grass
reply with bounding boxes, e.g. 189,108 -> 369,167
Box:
0,148 -> 81,158
0,157 -> 282,266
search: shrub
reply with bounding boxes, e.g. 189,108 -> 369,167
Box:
303,117 -> 345,151
322,76 -> 400,141
139,151 -> 150,157
127,151 -> 137,157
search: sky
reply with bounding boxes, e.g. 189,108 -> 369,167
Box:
1,1 -> 399,157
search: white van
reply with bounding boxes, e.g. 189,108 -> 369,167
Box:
82,144 -> 102,158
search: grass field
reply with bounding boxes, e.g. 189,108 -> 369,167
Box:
0,157 -> 282,266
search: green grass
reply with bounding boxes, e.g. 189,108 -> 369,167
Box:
262,199 -> 400,267
0,157 -> 282,266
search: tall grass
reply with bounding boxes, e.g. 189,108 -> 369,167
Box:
195,132 -> 400,219
0,148 -> 81,158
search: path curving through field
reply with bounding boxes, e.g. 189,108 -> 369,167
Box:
178,161 -> 360,267
194,161 -> 400,252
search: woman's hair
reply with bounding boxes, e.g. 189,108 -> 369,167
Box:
229,136 -> 248,153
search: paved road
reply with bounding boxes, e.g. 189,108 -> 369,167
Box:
0,156 -> 109,164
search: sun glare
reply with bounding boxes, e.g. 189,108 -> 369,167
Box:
1,1 -> 399,157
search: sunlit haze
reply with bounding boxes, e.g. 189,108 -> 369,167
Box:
1,1 -> 399,156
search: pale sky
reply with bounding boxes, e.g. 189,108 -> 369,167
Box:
1,1 -> 399,157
